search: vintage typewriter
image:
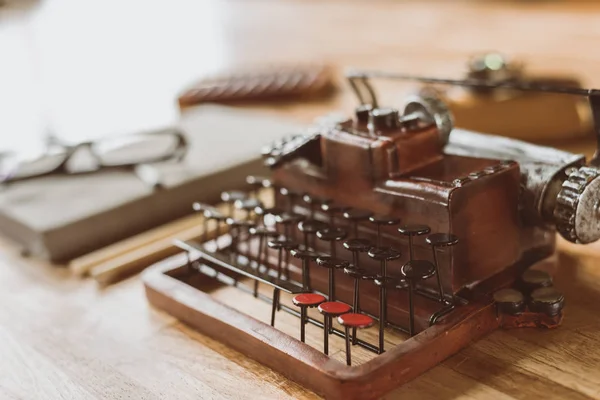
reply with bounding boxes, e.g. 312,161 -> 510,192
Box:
143,69 -> 600,399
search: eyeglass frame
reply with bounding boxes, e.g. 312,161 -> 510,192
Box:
0,127 -> 188,185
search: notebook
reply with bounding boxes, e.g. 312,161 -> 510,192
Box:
0,105 -> 301,262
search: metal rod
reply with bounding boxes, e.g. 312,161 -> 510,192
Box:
345,326 -> 351,366
431,245 -> 445,302
346,69 -> 600,96
408,281 -> 415,336
276,248 -> 283,279
328,268 -> 334,301
323,316 -> 329,355
270,288 -> 279,327
379,285 -> 385,353
300,307 -> 307,342
301,258 -> 309,290
284,251 -> 290,280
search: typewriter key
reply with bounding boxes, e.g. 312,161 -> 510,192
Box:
493,288 -> 525,316
226,218 -> 256,254
398,224 -> 431,260
529,287 -> 565,316
279,187 -> 302,212
249,226 -> 279,297
293,293 -> 326,343
268,239 -> 297,279
302,193 -> 332,219
267,239 -> 296,325
338,313 -> 375,366
318,301 -> 352,355
316,227 -> 348,258
203,209 -> 227,250
246,175 -> 272,197
316,256 -> 349,302
270,287 -> 280,327
343,209 -> 373,238
343,266 -> 375,345
235,198 -> 263,221
401,260 -> 436,336
368,247 -> 402,277
254,206 -> 283,228
321,202 -> 350,227
368,247 -> 402,352
221,190 -> 247,216
274,212 -> 304,242
369,215 -> 401,247
291,249 -> 320,291
194,203 -> 224,241
426,233 -> 459,302
298,220 -> 328,251
343,238 -> 371,272
519,269 -> 553,294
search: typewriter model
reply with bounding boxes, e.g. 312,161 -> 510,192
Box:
143,70 -> 600,399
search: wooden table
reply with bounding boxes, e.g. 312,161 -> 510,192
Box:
1,1 -> 600,399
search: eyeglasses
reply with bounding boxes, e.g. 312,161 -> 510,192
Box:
0,127 -> 188,187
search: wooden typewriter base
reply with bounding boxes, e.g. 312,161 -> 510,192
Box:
143,248 -> 559,400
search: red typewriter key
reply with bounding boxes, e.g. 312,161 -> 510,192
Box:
343,266 -> 376,340
337,313 -> 375,366
318,301 -> 352,355
293,293 -> 326,343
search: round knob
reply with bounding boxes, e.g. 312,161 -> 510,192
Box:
466,53 -> 521,83
554,166 -> 600,244
529,287 -> 565,316
355,104 -> 373,124
493,288 -> 525,316
370,108 -> 399,131
402,94 -> 453,146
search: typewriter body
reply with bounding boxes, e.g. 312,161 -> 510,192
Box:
143,70 -> 600,399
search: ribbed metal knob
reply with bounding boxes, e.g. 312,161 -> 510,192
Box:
554,166 -> 600,244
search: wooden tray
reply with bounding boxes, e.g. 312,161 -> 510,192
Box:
143,250 -> 503,399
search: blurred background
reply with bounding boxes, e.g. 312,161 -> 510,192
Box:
3,0 -> 600,156
3,0 -> 600,264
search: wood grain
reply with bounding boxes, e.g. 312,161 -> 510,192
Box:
2,1 -> 600,399
68,213 -> 205,276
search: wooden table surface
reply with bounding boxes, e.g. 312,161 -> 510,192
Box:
2,1 -> 600,399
